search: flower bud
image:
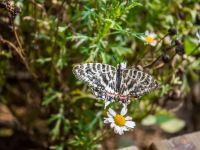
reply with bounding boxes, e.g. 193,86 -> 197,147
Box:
11,7 -> 20,19
175,45 -> 185,55
162,54 -> 170,63
175,40 -> 181,46
178,12 -> 185,20
168,28 -> 177,36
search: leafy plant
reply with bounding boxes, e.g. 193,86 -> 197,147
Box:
0,0 -> 199,149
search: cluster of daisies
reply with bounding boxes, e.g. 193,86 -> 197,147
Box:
103,31 -> 158,135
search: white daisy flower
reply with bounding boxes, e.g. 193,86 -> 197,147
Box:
104,106 -> 136,135
141,31 -> 157,46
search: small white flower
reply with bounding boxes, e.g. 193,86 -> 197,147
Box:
104,106 -> 136,135
141,31 -> 157,46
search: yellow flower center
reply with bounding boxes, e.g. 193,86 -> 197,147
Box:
145,35 -> 155,43
114,114 -> 126,126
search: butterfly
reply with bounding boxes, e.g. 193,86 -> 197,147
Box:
73,62 -> 158,106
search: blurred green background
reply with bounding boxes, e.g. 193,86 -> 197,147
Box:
0,0 -> 199,150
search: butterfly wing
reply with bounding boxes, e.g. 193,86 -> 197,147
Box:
120,69 -> 158,99
73,63 -> 117,101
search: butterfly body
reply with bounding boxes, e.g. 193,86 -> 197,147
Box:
116,63 -> 123,93
73,62 -> 158,104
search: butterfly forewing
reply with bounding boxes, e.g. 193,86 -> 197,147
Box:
73,63 -> 117,98
121,69 -> 158,98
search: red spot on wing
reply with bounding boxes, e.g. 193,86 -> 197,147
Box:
119,95 -> 128,100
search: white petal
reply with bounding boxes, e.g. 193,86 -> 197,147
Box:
118,127 -> 124,135
145,30 -> 149,35
104,101 -> 111,109
150,33 -> 157,38
151,41 -> 157,46
108,108 -> 116,117
125,116 -> 132,121
118,129 -> 124,135
114,126 -> 124,135
196,31 -> 200,43
122,126 -> 128,131
110,122 -> 116,128
196,31 -> 200,39
104,117 -> 114,124
125,121 -> 136,128
104,118 -> 110,124
114,126 -> 120,134
108,117 -> 114,123
120,105 -> 127,116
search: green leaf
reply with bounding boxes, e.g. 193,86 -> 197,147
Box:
43,89 -> 62,106
100,52 -> 110,63
36,57 -> 52,65
51,117 -> 61,140
127,2 -> 142,10
184,36 -> 198,55
160,118 -> 185,133
58,26 -> 68,33
160,84 -> 171,96
156,114 -> 174,124
141,115 -> 157,126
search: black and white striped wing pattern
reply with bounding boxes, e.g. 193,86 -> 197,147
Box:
120,69 -> 158,98
73,63 -> 116,101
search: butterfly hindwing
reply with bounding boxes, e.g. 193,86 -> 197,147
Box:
121,69 -> 158,98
